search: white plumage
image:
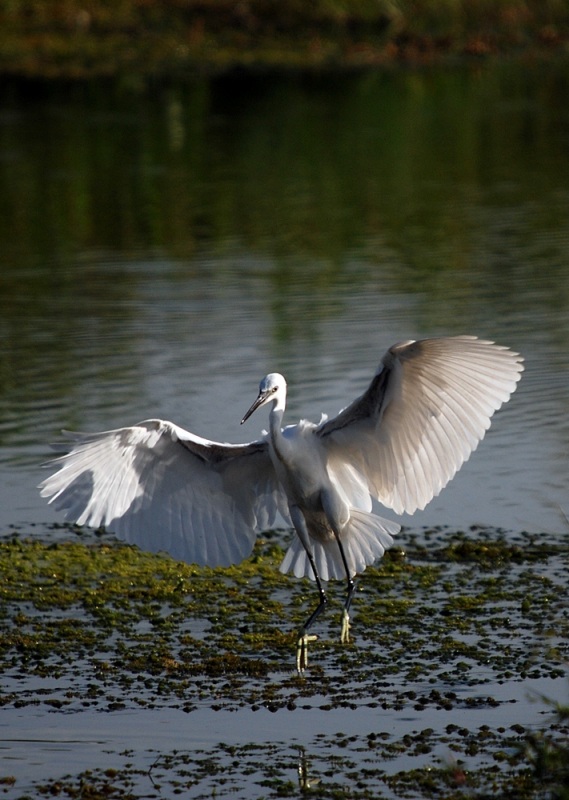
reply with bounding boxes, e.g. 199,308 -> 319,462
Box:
39,335 -> 523,669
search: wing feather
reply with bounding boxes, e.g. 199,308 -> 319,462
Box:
39,418 -> 287,566
318,336 -> 523,515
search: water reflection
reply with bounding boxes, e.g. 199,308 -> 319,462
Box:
296,746 -> 320,791
1,65 -> 569,265
0,62 -> 568,531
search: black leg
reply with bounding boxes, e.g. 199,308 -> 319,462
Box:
289,504 -> 330,672
296,548 -> 327,672
333,532 -> 357,643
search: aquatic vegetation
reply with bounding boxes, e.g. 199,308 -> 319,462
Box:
1,524 -> 568,797
17,713 -> 569,799
1,526 -> 568,703
521,687 -> 569,800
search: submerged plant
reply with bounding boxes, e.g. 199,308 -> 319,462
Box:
522,678 -> 569,800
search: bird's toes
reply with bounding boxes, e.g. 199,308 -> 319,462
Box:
296,631 -> 318,673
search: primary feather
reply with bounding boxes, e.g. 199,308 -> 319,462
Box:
318,336 -> 524,516
41,419 -> 288,566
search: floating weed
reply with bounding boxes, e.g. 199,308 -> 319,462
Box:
1,527 -> 568,710
24,717 -> 569,800
1,525 -> 569,796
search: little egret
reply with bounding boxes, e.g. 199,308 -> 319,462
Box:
39,336 -> 523,670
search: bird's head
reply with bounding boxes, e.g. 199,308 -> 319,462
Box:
241,373 -> 287,424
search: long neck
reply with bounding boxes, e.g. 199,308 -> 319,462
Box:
269,403 -> 284,441
268,399 -> 287,461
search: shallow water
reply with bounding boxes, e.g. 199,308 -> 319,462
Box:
1,526 -> 568,798
0,679 -> 563,798
0,60 -> 568,797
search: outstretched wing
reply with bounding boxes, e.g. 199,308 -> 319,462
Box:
39,418 -> 289,566
317,336 -> 524,515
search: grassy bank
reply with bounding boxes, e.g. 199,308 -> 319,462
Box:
0,0 -> 568,78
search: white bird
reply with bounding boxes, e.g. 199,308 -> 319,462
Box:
39,336 -> 523,670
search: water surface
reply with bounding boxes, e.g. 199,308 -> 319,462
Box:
0,60 -> 568,797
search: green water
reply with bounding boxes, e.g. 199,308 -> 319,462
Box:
2,62 -> 568,273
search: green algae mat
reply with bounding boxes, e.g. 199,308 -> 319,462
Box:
0,525 -> 568,798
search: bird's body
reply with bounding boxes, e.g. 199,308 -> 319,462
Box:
39,336 -> 524,670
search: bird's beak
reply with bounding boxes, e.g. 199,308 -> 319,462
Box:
241,392 -> 267,425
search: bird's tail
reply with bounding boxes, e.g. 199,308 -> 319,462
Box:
279,509 -> 400,582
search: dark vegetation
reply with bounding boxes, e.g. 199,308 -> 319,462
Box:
0,0 -> 568,78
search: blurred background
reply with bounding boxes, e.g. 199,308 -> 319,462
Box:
0,1 -> 568,533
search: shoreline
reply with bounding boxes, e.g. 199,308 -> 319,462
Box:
1,2 -> 568,81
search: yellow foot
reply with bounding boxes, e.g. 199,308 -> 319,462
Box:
296,632 -> 318,673
341,609 -> 351,644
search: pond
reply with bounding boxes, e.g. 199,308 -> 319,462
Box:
0,58 -> 568,797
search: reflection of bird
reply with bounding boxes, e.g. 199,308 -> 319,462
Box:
40,336 -> 523,670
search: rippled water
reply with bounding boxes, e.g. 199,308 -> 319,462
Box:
0,60 -> 568,797
0,679 -> 562,795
